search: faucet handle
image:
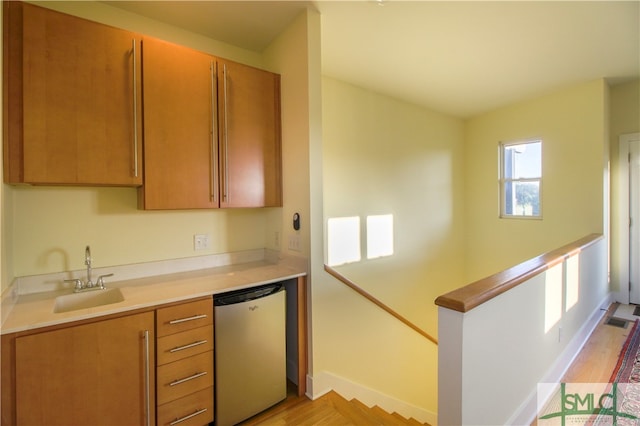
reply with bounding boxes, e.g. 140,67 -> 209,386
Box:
64,279 -> 83,291
96,273 -> 114,289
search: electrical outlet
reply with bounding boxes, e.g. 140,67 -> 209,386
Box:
288,234 -> 301,252
194,234 -> 211,251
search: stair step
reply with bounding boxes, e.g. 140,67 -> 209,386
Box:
239,388 -> 431,425
370,405 -> 409,425
391,412 -> 410,422
327,392 -> 378,424
349,400 -> 392,425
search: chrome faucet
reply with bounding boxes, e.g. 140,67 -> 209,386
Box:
65,245 -> 113,293
85,245 -> 93,287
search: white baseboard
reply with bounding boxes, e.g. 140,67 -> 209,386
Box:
306,371 -> 436,425
507,292 -> 613,425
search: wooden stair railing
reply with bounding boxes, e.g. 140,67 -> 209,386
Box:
435,233 -> 603,313
324,264 -> 438,345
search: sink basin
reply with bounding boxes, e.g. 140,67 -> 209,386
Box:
53,288 -> 124,313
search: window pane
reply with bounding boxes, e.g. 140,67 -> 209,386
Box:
504,141 -> 541,179
505,181 -> 540,216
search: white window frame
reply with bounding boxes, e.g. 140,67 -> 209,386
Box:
499,139 -> 543,219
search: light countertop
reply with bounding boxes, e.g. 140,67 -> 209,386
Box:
1,251 -> 307,335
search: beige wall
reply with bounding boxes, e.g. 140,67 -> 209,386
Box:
262,9 -> 316,260
322,77 -> 466,333
464,79 -> 608,281
315,76 -> 465,415
609,79 -> 640,293
9,187 -> 274,275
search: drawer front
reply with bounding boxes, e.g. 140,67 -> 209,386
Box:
157,324 -> 213,365
157,351 -> 213,405
156,297 -> 213,337
157,387 -> 214,426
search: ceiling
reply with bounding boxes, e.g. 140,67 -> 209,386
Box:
106,1 -> 640,118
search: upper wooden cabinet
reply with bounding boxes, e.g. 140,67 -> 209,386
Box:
3,2 -> 143,186
139,39 -> 282,210
217,59 -> 282,209
3,3 -> 282,203
138,38 -> 217,209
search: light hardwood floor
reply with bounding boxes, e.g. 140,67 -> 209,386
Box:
561,303 -> 631,384
239,303 -> 630,426
532,302 -> 633,424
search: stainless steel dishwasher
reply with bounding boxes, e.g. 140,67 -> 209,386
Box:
214,282 -> 287,426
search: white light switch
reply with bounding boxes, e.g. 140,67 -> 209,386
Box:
288,234 -> 301,252
194,234 -> 211,250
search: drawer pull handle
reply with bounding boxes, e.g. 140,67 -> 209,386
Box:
168,314 -> 207,324
169,340 -> 208,353
169,371 -> 208,387
169,408 -> 208,425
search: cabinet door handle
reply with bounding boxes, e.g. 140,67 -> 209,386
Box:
169,339 -> 208,353
169,408 -> 208,426
132,39 -> 139,178
168,314 -> 207,325
168,371 -> 208,387
222,63 -> 229,203
210,60 -> 218,203
143,330 -> 151,426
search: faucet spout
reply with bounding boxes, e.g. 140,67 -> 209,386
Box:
85,245 -> 92,286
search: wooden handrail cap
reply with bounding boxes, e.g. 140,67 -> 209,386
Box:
435,234 -> 603,313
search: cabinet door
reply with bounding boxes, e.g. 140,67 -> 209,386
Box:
6,3 -> 143,185
140,38 -> 218,209
218,59 -> 282,208
15,312 -> 155,426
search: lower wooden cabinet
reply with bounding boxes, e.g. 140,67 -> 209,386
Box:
0,284 -> 309,426
13,312 -> 155,425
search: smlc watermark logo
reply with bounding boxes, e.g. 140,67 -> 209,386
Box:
538,383 -> 640,425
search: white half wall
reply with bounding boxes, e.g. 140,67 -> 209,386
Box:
438,237 -> 610,425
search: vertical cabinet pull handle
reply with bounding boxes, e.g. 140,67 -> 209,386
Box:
143,330 -> 151,426
222,63 -> 229,203
210,61 -> 218,203
132,39 -> 139,178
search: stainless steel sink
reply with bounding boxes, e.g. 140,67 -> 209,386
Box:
53,288 -> 124,313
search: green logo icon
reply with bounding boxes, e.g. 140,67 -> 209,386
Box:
538,383 -> 640,425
